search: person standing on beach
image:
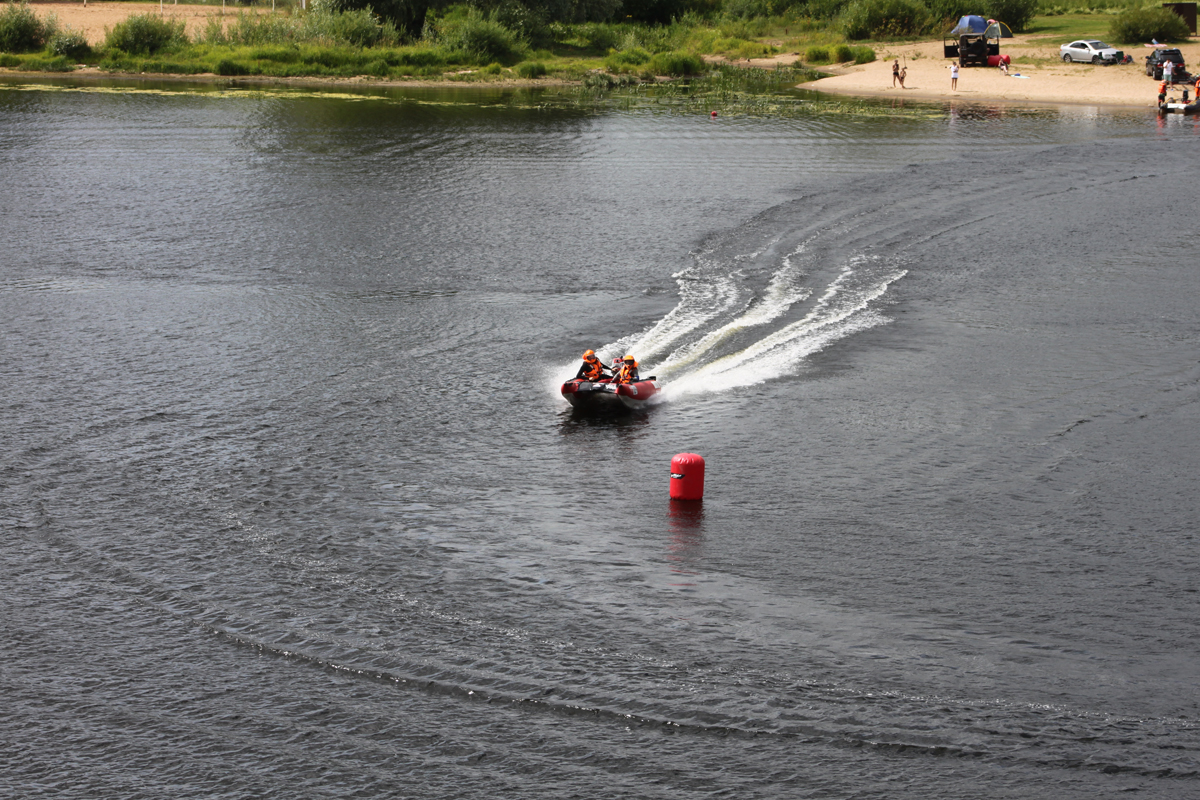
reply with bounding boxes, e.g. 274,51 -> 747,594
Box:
951,62 -> 959,90
899,66 -> 907,88
1164,58 -> 1175,84
892,59 -> 900,87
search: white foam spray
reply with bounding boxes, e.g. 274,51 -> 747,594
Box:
555,240 -> 906,404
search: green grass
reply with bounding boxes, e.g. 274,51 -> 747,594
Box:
1023,12 -> 1124,41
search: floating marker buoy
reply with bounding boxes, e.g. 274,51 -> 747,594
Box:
670,453 -> 705,500
710,111 -> 718,117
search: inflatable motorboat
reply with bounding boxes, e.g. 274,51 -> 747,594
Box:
561,376 -> 661,411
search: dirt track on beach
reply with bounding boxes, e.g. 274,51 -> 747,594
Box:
28,1 -> 270,45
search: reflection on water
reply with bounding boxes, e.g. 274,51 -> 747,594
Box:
666,500 -> 704,585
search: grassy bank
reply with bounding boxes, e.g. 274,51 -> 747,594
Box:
0,1 -> 872,82
1,0 -> 1193,86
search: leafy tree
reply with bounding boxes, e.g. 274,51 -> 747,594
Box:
840,0 -> 929,40
984,0 -> 1037,33
1109,5 -> 1190,44
619,0 -> 721,24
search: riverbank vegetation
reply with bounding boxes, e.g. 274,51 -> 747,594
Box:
0,0 -> 1195,81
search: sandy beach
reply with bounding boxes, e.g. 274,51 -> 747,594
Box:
745,34 -> 1200,108
11,2 -> 1200,106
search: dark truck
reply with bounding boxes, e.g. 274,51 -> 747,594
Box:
943,15 -> 1003,67
1146,48 -> 1187,80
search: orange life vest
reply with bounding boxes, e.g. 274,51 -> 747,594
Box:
615,361 -> 639,384
582,357 -> 605,381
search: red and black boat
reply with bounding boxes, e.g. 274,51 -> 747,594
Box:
561,375 -> 661,411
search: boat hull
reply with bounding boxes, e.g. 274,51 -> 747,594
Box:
561,378 -> 661,411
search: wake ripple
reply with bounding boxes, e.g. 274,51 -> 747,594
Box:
587,224 -> 907,401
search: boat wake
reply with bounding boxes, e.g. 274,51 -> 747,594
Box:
592,219 -> 907,402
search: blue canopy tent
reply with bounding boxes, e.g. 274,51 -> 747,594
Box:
950,15 -> 989,35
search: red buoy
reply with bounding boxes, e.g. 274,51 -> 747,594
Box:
670,453 -> 705,500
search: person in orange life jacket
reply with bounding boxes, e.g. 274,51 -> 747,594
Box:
614,354 -> 640,384
575,350 -> 612,381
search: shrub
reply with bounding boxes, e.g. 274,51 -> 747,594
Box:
578,22 -> 619,51
806,0 -> 853,20
926,0 -> 975,31
248,45 -> 302,63
395,48 -> 444,66
516,59 -> 546,77
219,13 -> 300,46
0,2 -> 56,53
804,44 -> 830,62
983,0 -> 1037,34
215,58 -> 251,75
431,7 -> 525,64
851,44 -> 875,63
303,7 -> 397,47
604,46 -> 651,72
105,14 -> 186,55
0,51 -> 17,66
489,1 -> 550,46
1109,5 -> 1190,44
646,50 -> 706,75
49,27 -> 90,61
840,0 -> 930,40
457,18 -> 522,61
16,54 -> 73,71
831,42 -> 854,61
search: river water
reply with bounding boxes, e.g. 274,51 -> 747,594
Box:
3,77 -> 1200,798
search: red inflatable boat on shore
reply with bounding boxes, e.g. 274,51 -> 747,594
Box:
561,376 -> 661,411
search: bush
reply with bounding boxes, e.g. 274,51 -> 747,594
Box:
840,0 -> 929,39
983,0 -> 1037,34
851,44 -> 875,63
577,21 -> 619,51
804,44 -> 830,63
431,7 -> 525,64
646,50 -> 706,75
215,58 -> 250,75
49,27 -> 90,61
0,2 -> 56,53
395,48 -> 445,65
0,51 -> 17,66
830,42 -> 854,61
604,46 -> 650,72
1109,5 -> 1190,45
217,13 -> 299,46
806,0 -> 853,20
15,54 -> 74,71
515,59 -> 546,77
926,0 -> 975,31
303,7 -> 397,47
105,14 -> 186,55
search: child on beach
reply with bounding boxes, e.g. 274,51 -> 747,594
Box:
950,63 -> 959,90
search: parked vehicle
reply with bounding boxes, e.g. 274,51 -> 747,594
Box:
1060,40 -> 1124,64
943,14 -> 1002,67
1146,48 -> 1186,80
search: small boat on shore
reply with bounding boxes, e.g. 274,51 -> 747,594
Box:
561,376 -> 661,411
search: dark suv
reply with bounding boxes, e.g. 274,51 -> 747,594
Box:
1146,48 -> 1186,80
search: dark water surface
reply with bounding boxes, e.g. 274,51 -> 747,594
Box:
3,79 -> 1200,798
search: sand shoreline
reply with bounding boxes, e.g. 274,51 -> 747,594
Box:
754,35 -> 1200,109
8,2 -> 1199,108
